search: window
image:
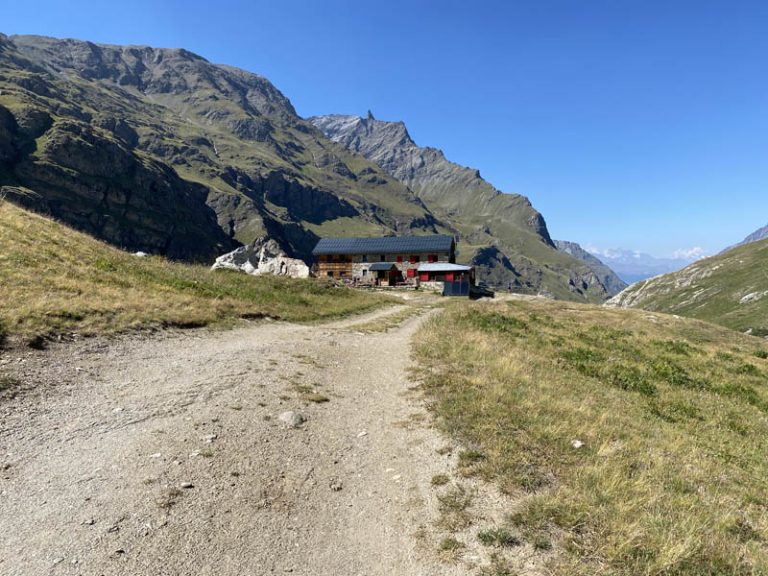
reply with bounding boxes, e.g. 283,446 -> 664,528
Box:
419,273 -> 429,281
428,254 -> 437,263
407,268 -> 416,278
409,255 -> 420,264
327,271 -> 334,277
362,269 -> 368,276
339,271 -> 346,277
396,255 -> 403,263
362,255 -> 368,263
380,254 -> 385,261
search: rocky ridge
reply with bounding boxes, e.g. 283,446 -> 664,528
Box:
554,240 -> 627,297
311,113 -> 616,301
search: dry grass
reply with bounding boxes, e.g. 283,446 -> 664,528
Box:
0,203 -> 388,341
415,299 -> 768,575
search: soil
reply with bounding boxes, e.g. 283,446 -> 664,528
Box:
0,303 -> 540,576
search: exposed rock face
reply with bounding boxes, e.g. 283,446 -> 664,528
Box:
0,35 -> 438,263
554,240 -> 627,297
212,237 -> 309,278
311,113 -> 614,302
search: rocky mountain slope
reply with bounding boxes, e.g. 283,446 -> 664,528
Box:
311,113 -> 615,301
607,238 -> 768,335
0,34 -> 437,262
553,240 -> 627,296
0,34 -> 612,301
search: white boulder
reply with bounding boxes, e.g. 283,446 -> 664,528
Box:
212,237 -> 310,279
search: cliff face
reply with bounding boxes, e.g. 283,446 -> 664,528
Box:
0,35 -> 437,261
311,113 -> 614,301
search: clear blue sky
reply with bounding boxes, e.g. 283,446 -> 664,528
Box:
5,0 -> 768,256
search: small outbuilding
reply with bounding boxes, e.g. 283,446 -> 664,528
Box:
417,263 -> 475,296
368,262 -> 401,286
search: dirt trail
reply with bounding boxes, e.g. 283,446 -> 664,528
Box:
0,304 -> 525,576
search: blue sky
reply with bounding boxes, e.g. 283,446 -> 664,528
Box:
4,0 -> 768,256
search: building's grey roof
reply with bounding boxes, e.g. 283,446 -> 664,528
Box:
369,262 -> 398,271
417,263 -> 473,273
312,235 -> 454,256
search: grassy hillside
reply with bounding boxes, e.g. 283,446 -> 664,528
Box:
0,202 -> 386,343
415,298 -> 768,575
608,238 -> 768,335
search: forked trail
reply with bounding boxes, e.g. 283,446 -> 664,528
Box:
0,304 -> 527,575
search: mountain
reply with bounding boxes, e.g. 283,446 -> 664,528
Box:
722,223 -> 768,253
0,34 -> 438,262
553,240 -> 627,296
606,238 -> 768,335
586,247 -> 702,284
310,113 -> 614,301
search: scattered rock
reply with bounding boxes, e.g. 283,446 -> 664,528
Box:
82,518 -> 95,526
149,453 -> 162,459
133,251 -> 148,258
571,439 -> 584,449
357,430 -> 368,438
278,411 -> 305,428
203,434 -> 217,443
180,482 -> 194,489
329,478 -> 343,492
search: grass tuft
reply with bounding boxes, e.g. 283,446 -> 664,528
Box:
477,527 -> 521,548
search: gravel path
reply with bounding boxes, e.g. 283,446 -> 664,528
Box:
0,304 -> 526,576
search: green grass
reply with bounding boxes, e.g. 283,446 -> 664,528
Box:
477,527 -> 520,548
415,299 -> 768,575
0,202 -> 388,340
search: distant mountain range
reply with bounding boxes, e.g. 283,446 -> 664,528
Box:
311,113 -> 623,298
586,247 -> 705,284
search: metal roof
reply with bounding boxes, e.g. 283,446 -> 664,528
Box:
417,263 -> 473,273
369,262 -> 398,271
312,235 -> 454,256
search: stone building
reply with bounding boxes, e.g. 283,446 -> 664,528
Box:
311,235 -> 456,284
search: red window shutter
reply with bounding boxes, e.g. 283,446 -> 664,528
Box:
446,273 -> 454,281
409,255 -> 417,264
419,273 -> 429,281
407,268 -> 415,278
396,255 -> 403,263
428,254 -> 436,263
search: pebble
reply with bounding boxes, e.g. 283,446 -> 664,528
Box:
329,479 -> 343,492
149,453 -> 162,459
180,482 -> 194,489
357,430 -> 368,438
203,434 -> 218,443
278,411 -> 305,428
571,439 -> 584,449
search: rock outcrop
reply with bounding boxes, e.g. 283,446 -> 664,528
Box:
212,237 -> 310,278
